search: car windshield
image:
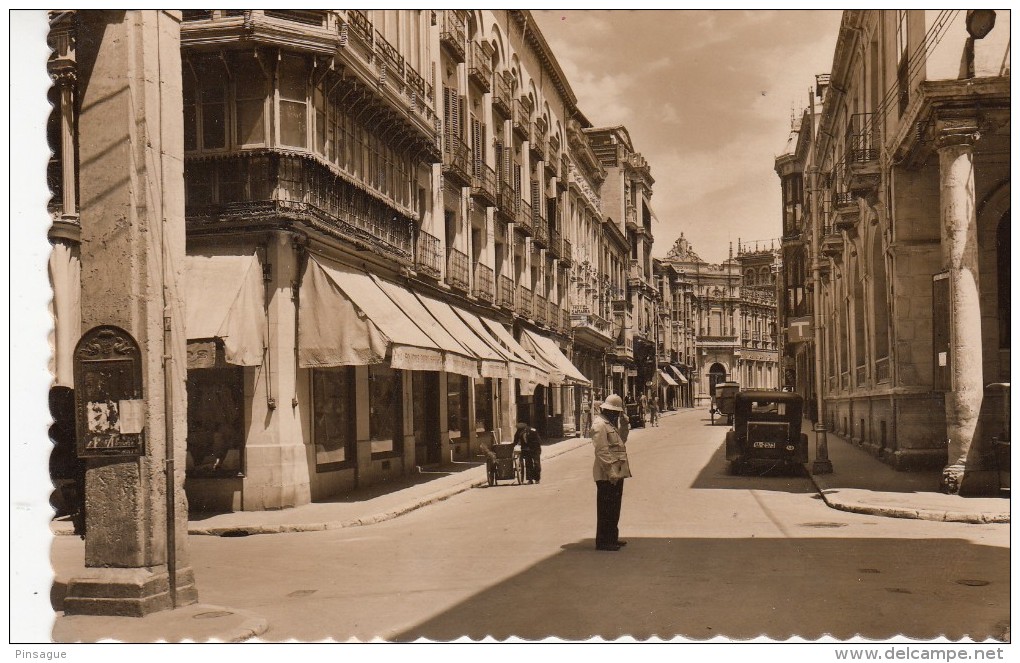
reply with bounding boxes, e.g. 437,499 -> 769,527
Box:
751,402 -> 786,415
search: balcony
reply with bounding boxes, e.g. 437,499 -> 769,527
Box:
846,113 -> 878,164
474,263 -> 494,303
512,99 -> 529,139
498,274 -> 515,309
529,122 -> 546,161
439,11 -> 466,62
446,248 -> 470,291
560,237 -> 572,266
468,41 -> 492,92
548,227 -> 562,258
516,199 -> 534,236
875,356 -> 890,383
375,29 -> 405,85
855,364 -> 867,387
535,294 -> 548,326
561,308 -> 571,334
442,134 -> 472,186
414,228 -> 442,279
471,163 -> 498,207
532,200 -> 548,247
185,152 -> 415,264
497,183 -> 519,223
517,285 -> 534,319
492,73 -> 513,118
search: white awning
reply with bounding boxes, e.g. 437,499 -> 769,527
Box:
184,252 -> 266,366
450,307 -> 536,382
372,277 -> 480,379
659,369 -> 679,387
669,365 -> 689,384
298,257 -> 444,371
519,328 -> 591,387
413,294 -> 510,379
477,317 -> 550,386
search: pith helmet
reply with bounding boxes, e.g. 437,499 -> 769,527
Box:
601,394 -> 625,411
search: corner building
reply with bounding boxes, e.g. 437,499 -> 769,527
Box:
48,10 -> 668,512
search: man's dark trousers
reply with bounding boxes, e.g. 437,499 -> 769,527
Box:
595,478 -> 624,547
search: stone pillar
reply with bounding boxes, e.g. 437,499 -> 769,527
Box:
935,118 -> 985,494
64,10 -> 198,616
243,231 -> 311,509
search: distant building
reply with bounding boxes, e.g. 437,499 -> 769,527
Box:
660,235 -> 780,406
775,10 -> 1010,494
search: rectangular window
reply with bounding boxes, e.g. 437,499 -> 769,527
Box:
314,84 -> 327,155
279,55 -> 308,148
187,365 -> 245,477
200,75 -> 227,150
369,364 -> 403,456
234,57 -> 267,146
448,374 -> 469,439
183,71 -> 198,152
313,368 -> 356,470
475,378 -> 493,433
896,10 -> 909,116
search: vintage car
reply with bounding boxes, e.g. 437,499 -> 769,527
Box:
712,381 -> 740,425
725,390 -> 808,475
626,400 -> 645,429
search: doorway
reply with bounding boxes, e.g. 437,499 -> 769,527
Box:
412,371 -> 441,466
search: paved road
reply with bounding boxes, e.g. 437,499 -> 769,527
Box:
51,409 -> 1011,642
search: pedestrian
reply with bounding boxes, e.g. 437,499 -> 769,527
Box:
580,392 -> 592,437
649,394 -> 660,427
589,393 -> 631,551
639,392 -> 648,424
514,422 -> 542,484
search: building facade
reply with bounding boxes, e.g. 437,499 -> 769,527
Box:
661,235 -> 780,406
775,10 -> 1010,494
47,9 -> 664,512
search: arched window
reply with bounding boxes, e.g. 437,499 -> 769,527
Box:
852,255 -> 866,373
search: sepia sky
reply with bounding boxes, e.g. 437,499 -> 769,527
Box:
533,9 -> 842,264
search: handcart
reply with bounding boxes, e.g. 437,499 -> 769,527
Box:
485,442 -> 524,486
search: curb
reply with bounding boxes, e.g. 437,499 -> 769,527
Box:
51,604 -> 270,644
189,435 -> 593,537
809,483 -> 1010,524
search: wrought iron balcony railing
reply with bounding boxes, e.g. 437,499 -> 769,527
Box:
560,237 -> 572,265
517,199 -> 534,235
415,228 -> 442,279
375,29 -> 405,84
535,294 -> 548,326
498,183 -> 519,222
512,99 -> 529,138
439,11 -> 466,62
471,163 -> 498,207
875,356 -> 890,383
846,113 -> 877,163
517,285 -> 534,319
473,263 -> 494,303
529,122 -> 546,160
443,134 -> 472,186
548,227 -> 562,258
498,274 -> 515,309
493,73 -> 513,118
468,40 -> 492,91
446,248 -> 470,291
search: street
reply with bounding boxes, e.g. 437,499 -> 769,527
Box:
51,409 -> 1011,642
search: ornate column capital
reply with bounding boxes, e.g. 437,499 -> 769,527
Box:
933,116 -> 981,150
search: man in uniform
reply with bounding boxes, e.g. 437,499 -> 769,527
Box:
589,394 -> 632,551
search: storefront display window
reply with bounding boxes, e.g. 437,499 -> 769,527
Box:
187,366 -> 244,476
369,364 -> 402,456
475,378 -> 493,433
448,374 -> 469,439
312,367 -> 356,470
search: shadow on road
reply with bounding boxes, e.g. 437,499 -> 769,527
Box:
392,536 -> 1008,642
687,439 -> 814,494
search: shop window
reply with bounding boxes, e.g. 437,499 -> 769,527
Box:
475,378 -> 494,433
187,365 -> 244,476
369,364 -> 403,456
313,368 -> 356,470
448,374 -> 469,439
279,55 -> 308,148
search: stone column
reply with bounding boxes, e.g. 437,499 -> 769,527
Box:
64,10 -> 197,616
243,231 -> 311,509
935,118 -> 985,494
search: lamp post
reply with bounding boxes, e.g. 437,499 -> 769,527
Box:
808,150 -> 832,473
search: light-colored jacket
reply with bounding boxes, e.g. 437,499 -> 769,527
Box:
590,413 -> 632,482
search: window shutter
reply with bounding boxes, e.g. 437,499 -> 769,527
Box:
495,141 -> 504,183
471,116 -> 482,177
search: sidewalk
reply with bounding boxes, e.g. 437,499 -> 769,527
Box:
805,426 -> 1010,524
